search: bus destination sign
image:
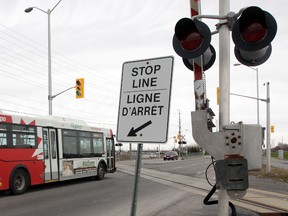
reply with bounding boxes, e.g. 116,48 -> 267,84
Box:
117,56 -> 174,143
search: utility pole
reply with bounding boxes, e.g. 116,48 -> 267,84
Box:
178,110 -> 181,140
178,110 -> 182,158
265,82 -> 271,173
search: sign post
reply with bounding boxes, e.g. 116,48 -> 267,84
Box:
117,56 -> 174,216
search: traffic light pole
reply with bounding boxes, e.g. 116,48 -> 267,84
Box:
218,0 -> 230,215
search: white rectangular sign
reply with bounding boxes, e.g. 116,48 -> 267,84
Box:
117,56 -> 174,143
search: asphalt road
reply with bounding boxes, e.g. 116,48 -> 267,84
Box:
0,156 -> 286,216
0,169 -> 227,216
0,171 -> 186,216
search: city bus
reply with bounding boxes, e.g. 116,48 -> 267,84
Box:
0,112 -> 116,195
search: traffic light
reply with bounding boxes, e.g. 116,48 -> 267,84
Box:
232,6 -> 277,66
271,125 -> 275,133
76,78 -> 84,99
216,87 -> 220,105
172,18 -> 216,71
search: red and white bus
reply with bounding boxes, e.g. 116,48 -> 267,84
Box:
0,113 -> 116,195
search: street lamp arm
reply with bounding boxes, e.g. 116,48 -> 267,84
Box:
25,0 -> 63,14
234,63 -> 258,72
51,0 -> 63,13
25,6 -> 47,14
230,93 -> 267,102
248,67 -> 258,72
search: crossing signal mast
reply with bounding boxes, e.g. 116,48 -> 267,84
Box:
173,4 -> 277,216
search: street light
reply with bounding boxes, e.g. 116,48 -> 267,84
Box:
234,63 -> 259,125
25,0 -> 63,116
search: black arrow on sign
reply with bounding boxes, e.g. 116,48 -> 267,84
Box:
127,120 -> 152,137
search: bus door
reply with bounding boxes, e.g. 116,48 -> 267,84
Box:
106,138 -> 116,172
43,128 -> 59,181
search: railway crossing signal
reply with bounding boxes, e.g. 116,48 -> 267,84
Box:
174,4 -> 278,215
232,6 -> 277,66
173,6 -> 277,70
174,6 -> 277,203
172,18 -> 216,71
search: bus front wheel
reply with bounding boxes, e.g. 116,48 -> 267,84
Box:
10,169 -> 29,195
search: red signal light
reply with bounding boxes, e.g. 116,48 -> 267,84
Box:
173,18 -> 211,59
232,6 -> 277,66
180,32 -> 203,51
240,21 -> 268,43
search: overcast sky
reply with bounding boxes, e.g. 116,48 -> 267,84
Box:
0,0 -> 287,150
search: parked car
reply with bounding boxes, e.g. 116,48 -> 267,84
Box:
149,153 -> 157,158
163,151 -> 178,161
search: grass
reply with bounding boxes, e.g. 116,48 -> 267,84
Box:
251,151 -> 288,182
250,165 -> 288,183
271,151 -> 288,160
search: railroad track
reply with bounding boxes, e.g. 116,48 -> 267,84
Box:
117,164 -> 288,214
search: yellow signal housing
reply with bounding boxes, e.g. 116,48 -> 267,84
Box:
217,87 -> 220,105
271,125 -> 275,133
76,78 -> 84,99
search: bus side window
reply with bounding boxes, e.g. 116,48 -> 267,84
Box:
0,124 -> 7,147
0,132 -> 7,146
43,130 -> 49,159
79,137 -> 92,155
92,133 -> 104,155
12,125 -> 37,147
62,130 -> 77,158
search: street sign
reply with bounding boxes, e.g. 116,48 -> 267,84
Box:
117,56 -> 174,143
